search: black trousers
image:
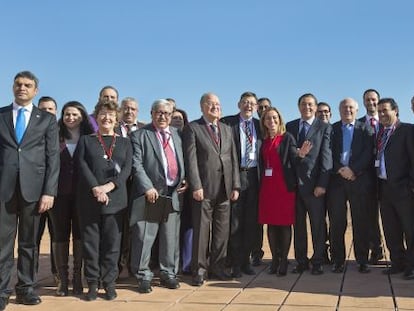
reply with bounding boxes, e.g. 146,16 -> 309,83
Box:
80,212 -> 123,288
294,192 -> 326,266
227,168 -> 259,268
379,180 -> 414,269
49,195 -> 81,242
0,186 -> 40,297
327,177 -> 370,265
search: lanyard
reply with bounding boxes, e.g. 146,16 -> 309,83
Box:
265,135 -> 282,168
97,132 -> 116,160
242,120 -> 253,144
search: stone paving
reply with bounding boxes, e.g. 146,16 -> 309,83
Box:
6,218 -> 414,311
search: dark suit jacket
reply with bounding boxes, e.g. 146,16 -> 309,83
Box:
286,118 -> 332,195
220,114 -> 262,180
330,120 -> 374,190
182,117 -> 241,199
77,134 -> 132,214
381,122 -> 414,194
57,142 -> 79,196
129,124 -> 185,213
0,104 -> 60,202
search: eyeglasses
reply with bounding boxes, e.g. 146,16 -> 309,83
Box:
153,111 -> 172,117
317,110 -> 330,114
240,100 -> 257,106
204,101 -> 221,108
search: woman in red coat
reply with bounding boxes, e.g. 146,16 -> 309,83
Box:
258,107 -> 311,276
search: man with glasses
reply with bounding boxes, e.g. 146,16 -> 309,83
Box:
130,99 -> 186,293
317,102 -> 332,124
221,92 -> 261,277
183,92 -> 240,286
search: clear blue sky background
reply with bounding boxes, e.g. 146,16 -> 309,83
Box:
1,0 -> 413,123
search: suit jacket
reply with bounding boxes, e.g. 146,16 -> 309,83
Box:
129,124 -> 185,214
220,114 -> 262,181
381,122 -> 414,194
182,117 -> 241,199
330,120 -> 374,189
77,134 -> 132,214
0,104 -> 60,202
57,142 -> 79,196
286,117 -> 332,195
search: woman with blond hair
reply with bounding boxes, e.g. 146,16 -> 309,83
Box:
258,107 -> 310,276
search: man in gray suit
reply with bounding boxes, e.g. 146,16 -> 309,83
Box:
129,99 -> 186,293
0,71 -> 59,310
183,92 -> 240,286
286,93 -> 332,276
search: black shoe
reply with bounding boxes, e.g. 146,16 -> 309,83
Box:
358,264 -> 371,273
0,297 -> 9,311
231,267 -> 242,278
241,264 -> 255,275
382,265 -> 404,275
209,270 -> 232,281
192,274 -> 205,286
369,250 -> 384,265
332,263 -> 344,273
84,285 -> 98,301
311,264 -> 324,275
15,292 -> 41,305
403,269 -> 414,280
291,263 -> 309,274
104,287 -> 117,300
137,280 -> 152,293
160,278 -> 180,289
277,259 -> 288,277
251,257 -> 263,267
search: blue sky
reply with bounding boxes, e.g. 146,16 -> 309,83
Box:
1,0 -> 413,123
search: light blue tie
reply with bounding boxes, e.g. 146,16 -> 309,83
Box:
15,108 -> 26,144
341,124 -> 353,165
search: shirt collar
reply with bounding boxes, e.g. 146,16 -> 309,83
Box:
300,116 -> 315,126
13,102 -> 33,113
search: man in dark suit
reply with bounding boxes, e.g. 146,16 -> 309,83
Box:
116,96 -> 145,277
328,98 -> 373,274
183,92 -> 240,286
221,91 -> 261,277
358,89 -> 384,265
286,93 -> 332,275
376,98 -> 414,279
130,99 -> 186,293
0,71 -> 60,310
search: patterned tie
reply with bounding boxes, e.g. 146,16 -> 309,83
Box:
341,124 -> 353,166
377,128 -> 390,155
297,121 -> 308,147
15,108 -> 27,144
245,120 -> 253,167
210,124 -> 220,145
161,131 -> 178,181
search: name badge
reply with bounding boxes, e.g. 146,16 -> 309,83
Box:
249,152 -> 256,160
374,160 -> 380,168
265,168 -> 273,177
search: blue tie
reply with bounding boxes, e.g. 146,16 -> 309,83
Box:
341,124 -> 353,165
15,108 -> 26,144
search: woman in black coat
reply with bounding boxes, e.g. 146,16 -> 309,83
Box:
77,100 -> 132,301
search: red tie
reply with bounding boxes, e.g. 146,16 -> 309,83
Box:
161,131 -> 178,181
370,117 -> 377,133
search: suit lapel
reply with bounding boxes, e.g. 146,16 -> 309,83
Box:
147,126 -> 165,165
2,105 -> 16,144
21,107 -> 43,144
171,129 -> 184,178
199,118 -> 220,153
306,118 -> 320,140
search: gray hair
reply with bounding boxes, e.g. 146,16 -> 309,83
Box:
339,97 -> 359,110
151,99 -> 172,112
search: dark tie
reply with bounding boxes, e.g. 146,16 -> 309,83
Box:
15,108 -> 27,144
297,121 -> 308,147
161,131 -> 178,181
210,124 -> 220,145
245,120 -> 253,167
125,124 -> 133,136
341,124 -> 353,165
